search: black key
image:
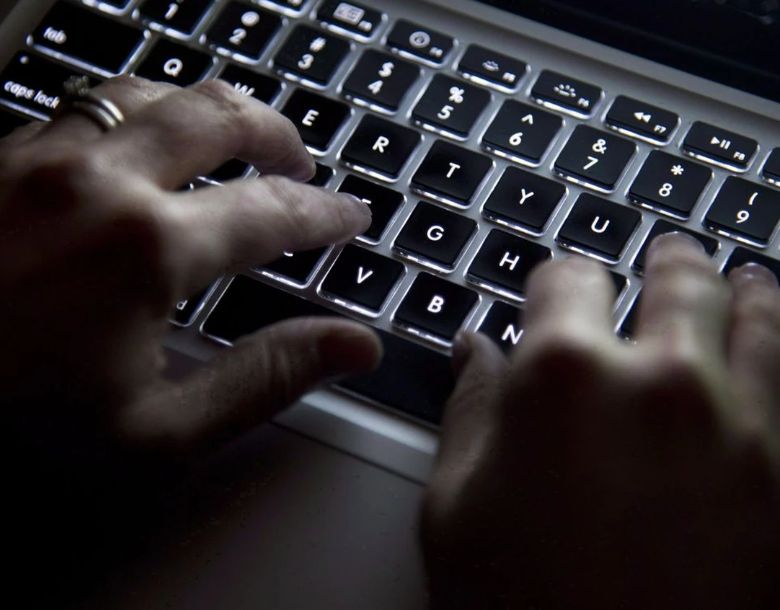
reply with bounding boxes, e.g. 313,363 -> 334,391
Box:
628,151 -> 712,218
87,0 -> 132,8
531,70 -> 602,117
605,96 -> 679,144
723,247 -> 780,284
0,107 -> 31,138
762,148 -> 780,187
482,167 -> 566,233
282,89 -> 350,152
386,20 -> 454,66
632,220 -> 720,274
457,45 -> 526,91
206,2 -> 281,60
704,177 -> 780,245
478,301 -> 523,352
260,0 -> 311,16
620,293 -> 641,339
309,163 -> 335,187
203,159 -> 250,184
317,0 -> 383,40
273,26 -> 350,86
412,75 -> 490,139
411,141 -> 492,207
342,50 -> 420,112
610,272 -> 628,300
320,245 -> 405,312
201,275 -> 453,424
554,126 -> 636,191
0,52 -> 86,117
683,121 -> 758,171
171,283 -> 216,327
218,64 -> 281,103
138,0 -> 212,35
557,193 -> 642,261
337,175 -> 404,242
481,100 -> 562,166
341,114 -> 421,179
394,202 -> 477,269
394,273 -> 478,342
31,2 -> 145,75
467,229 -> 551,298
260,248 -> 328,285
134,39 -> 213,85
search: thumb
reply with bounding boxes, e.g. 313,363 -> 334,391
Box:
121,317 -> 382,457
434,332 -> 509,480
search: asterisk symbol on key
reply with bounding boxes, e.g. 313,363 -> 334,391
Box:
671,164 -> 685,176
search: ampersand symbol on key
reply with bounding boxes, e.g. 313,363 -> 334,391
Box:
592,138 -> 607,154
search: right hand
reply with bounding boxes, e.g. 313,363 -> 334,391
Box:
423,234 -> 780,610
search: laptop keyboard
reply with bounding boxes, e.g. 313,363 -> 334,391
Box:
2,0 -> 779,424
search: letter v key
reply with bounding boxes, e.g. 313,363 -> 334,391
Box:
356,266 -> 374,284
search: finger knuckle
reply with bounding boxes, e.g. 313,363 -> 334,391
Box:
13,149 -> 102,209
192,79 -> 247,120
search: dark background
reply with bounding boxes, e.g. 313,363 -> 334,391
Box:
479,0 -> 780,102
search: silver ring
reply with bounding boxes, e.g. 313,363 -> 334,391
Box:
58,75 -> 125,132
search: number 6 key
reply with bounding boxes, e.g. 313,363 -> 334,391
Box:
705,177 -> 780,246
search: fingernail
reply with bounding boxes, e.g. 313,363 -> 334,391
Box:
318,326 -> 383,378
451,331 -> 473,376
647,231 -> 705,260
729,263 -> 779,289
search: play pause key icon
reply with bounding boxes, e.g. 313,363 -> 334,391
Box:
683,121 -> 758,170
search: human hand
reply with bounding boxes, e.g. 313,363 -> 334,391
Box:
0,75 -> 381,464
422,234 -> 780,610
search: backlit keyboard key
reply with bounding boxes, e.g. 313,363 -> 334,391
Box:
260,248 -> 329,285
556,193 -> 641,262
411,140 -> 492,207
394,202 -> 477,270
457,45 -> 526,91
282,89 -> 350,152
467,230 -> 551,299
0,106 -> 32,137
319,245 -> 404,313
0,52 -> 87,117
218,64 -> 281,103
554,125 -> 636,192
134,39 -> 213,85
605,96 -> 679,144
273,26 -> 350,86
394,273 -> 478,343
138,0 -> 212,36
203,159 -> 250,184
683,121 -> 758,171
260,0 -> 311,16
722,247 -> 780,284
628,151 -> 712,218
478,301 -> 523,352
205,1 -> 281,61
412,75 -> 490,139
309,163 -> 335,187
386,20 -> 454,66
170,283 -> 217,327
342,50 -> 420,112
482,167 -> 566,234
481,101 -> 562,166
31,1 -> 145,75
704,177 -> 780,246
632,219 -> 719,274
341,114 -> 421,180
317,1 -> 383,40
531,70 -> 602,117
337,175 -> 404,242
762,148 -> 780,187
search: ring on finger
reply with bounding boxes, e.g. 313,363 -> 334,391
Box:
57,75 -> 125,132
